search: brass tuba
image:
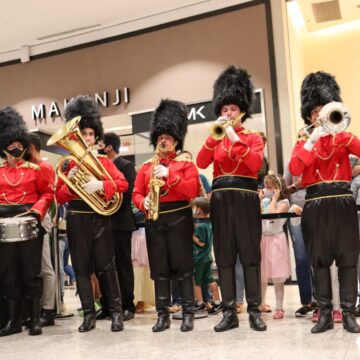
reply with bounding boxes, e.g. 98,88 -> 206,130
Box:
209,113 -> 245,140
47,116 -> 122,216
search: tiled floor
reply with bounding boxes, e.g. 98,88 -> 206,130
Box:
1,285 -> 360,360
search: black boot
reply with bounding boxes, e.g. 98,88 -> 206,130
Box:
77,276 -> 96,333
0,299 -> 22,337
152,278 -> 171,333
243,266 -> 267,331
214,268 -> 239,332
40,309 -> 55,327
178,271 -> 195,332
338,267 -> 360,333
311,267 -> 333,334
28,299 -> 42,336
98,261 -> 124,332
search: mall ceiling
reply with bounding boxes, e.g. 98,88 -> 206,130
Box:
1,1 -> 359,66
0,0 -> 251,65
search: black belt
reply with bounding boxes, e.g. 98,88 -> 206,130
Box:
212,176 -> 258,192
68,200 -> 95,213
0,204 -> 33,218
159,201 -> 190,214
306,182 -> 352,201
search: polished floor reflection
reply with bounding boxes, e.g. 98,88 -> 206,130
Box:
1,285 -> 360,360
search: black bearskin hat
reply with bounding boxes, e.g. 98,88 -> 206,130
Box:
301,71 -> 342,125
0,107 -> 30,158
150,99 -> 188,151
213,65 -> 254,121
64,95 -> 103,142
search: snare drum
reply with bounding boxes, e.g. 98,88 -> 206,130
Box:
0,217 -> 38,243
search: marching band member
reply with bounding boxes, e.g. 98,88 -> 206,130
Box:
197,66 -> 267,332
0,107 -> 54,336
289,71 -> 360,333
132,99 -> 200,332
55,96 -> 128,333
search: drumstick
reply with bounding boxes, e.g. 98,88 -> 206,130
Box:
14,210 -> 32,218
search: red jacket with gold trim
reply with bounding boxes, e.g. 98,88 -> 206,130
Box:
196,127 -> 264,179
0,160 -> 54,219
132,152 -> 200,213
289,132 -> 360,187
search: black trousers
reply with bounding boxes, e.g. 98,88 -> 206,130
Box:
302,182 -> 360,268
67,212 -> 115,276
210,177 -> 262,268
145,202 -> 194,281
0,204 -> 43,301
210,176 -> 262,311
100,230 -> 135,313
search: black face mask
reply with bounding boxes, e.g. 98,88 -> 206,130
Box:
5,147 -> 25,159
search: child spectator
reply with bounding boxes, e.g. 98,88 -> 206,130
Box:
192,197 -> 222,314
259,173 -> 291,319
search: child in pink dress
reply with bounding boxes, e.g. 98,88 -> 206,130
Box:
259,174 -> 291,319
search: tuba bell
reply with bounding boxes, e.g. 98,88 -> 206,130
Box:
209,113 -> 245,140
47,116 -> 122,216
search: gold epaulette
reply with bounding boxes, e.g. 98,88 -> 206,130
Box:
20,161 -> 40,170
0,163 -> 5,168
240,129 -> 259,135
97,154 -> 107,158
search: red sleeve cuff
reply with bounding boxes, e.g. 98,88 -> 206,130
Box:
297,146 -> 314,166
204,136 -> 220,151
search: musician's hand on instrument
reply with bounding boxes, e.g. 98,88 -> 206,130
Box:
304,126 -> 328,151
144,195 -> 150,210
215,116 -> 228,125
68,166 -> 79,179
225,126 -> 240,144
82,177 -> 104,194
154,165 -> 169,178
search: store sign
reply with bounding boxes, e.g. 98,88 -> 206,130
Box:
31,87 -> 130,124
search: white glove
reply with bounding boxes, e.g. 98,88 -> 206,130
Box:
144,195 -> 150,210
154,164 -> 169,178
68,166 -> 79,179
304,126 -> 328,151
215,116 -> 228,125
225,126 -> 240,144
82,177 -> 104,194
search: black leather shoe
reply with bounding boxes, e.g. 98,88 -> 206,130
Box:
123,310 -> 135,321
249,312 -> 267,331
180,314 -> 194,332
111,312 -> 124,332
152,314 -> 170,332
0,322 -> 22,337
355,305 -> 360,318
311,315 -> 334,333
40,309 -> 55,327
214,309 -> 239,332
343,312 -> 360,333
78,313 -> 96,333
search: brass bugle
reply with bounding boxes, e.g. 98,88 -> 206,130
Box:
209,113 -> 245,140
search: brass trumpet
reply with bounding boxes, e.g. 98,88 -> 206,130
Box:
303,101 -> 351,136
209,113 -> 245,140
